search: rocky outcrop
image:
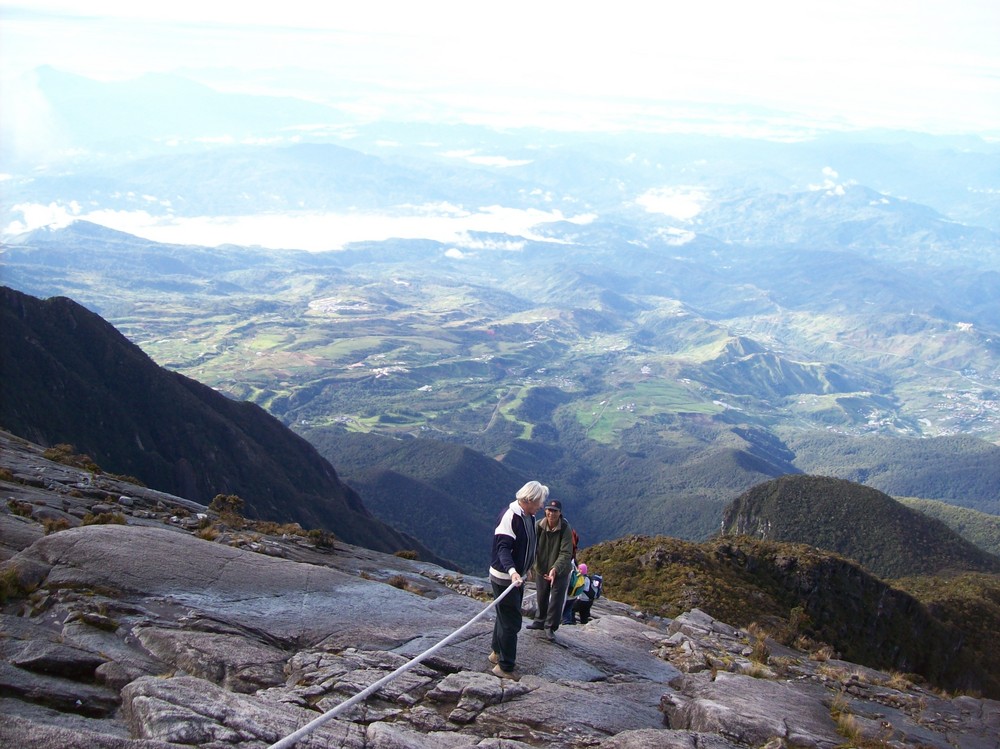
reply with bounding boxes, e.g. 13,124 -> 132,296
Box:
2,435 -> 998,748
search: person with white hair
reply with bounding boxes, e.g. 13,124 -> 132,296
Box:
488,480 -> 547,680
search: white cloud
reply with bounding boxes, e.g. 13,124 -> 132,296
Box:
808,168 -> 856,195
440,150 -> 532,168
454,234 -> 525,252
2,201 -> 593,251
464,155 -> 533,168
653,227 -> 697,245
4,201 -> 80,233
635,188 -> 708,220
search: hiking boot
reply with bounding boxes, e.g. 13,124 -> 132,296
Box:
525,620 -> 544,630
488,651 -> 499,665
491,664 -> 520,681
545,628 -> 556,642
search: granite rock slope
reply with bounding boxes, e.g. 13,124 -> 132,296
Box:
2,433 -> 997,748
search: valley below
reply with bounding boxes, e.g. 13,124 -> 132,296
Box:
4,122 -> 1000,563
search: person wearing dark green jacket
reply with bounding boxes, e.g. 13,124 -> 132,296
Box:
526,498 -> 574,639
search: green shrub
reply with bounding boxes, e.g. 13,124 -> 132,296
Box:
43,444 -> 101,473
209,494 -> 246,527
387,575 -> 409,590
42,517 -> 72,534
82,512 -> 127,525
746,622 -> 771,664
307,528 -> 336,548
0,567 -> 28,603
6,499 -> 32,517
393,549 -> 419,560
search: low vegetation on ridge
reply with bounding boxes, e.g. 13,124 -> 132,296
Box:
579,534 -> 1000,699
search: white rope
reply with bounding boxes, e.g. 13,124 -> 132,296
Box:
267,580 -> 520,749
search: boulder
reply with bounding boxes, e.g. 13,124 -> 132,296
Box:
663,671 -> 843,748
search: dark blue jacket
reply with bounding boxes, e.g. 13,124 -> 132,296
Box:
489,500 -> 537,582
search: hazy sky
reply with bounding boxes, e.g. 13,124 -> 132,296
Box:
2,1 -> 998,247
3,0 -> 999,136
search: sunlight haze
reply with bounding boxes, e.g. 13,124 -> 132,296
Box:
3,0 -> 999,135
2,0 -> 998,249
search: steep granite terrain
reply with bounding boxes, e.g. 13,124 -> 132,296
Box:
2,432 -> 997,748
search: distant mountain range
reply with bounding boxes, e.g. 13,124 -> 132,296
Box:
5,275 -> 1000,689
0,286 -> 444,562
5,219 -> 1000,559
3,66 -> 1000,706
3,70 -> 1000,565
0,280 -> 1000,577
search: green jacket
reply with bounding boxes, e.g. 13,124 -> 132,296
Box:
534,515 -> 574,578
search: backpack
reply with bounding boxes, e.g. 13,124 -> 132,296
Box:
589,573 -> 603,600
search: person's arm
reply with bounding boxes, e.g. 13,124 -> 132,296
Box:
494,507 -> 518,576
496,532 -> 516,575
535,518 -> 547,577
495,510 -> 524,585
554,523 -> 574,576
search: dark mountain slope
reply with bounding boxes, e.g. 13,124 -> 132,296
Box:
0,286 -> 441,559
302,428 -> 534,571
501,430 -> 794,544
721,474 -> 1000,578
897,496 -> 1000,557
341,470 -> 490,573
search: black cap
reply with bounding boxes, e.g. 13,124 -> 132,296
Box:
544,499 -> 562,512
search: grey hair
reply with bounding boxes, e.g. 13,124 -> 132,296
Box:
515,480 -> 549,504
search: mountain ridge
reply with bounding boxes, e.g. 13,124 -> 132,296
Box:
721,474 -> 1000,578
0,285 -> 445,561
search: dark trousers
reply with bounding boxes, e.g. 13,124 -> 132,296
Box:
532,571 -> 570,632
562,597 -> 577,624
491,580 -> 524,671
576,598 -> 594,624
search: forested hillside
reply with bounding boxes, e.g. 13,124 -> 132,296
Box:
579,534 -> 1000,699
721,474 -> 1000,578
783,431 -> 1000,514
897,497 -> 1000,556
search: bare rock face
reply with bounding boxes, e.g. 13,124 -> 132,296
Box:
2,436 -> 998,749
